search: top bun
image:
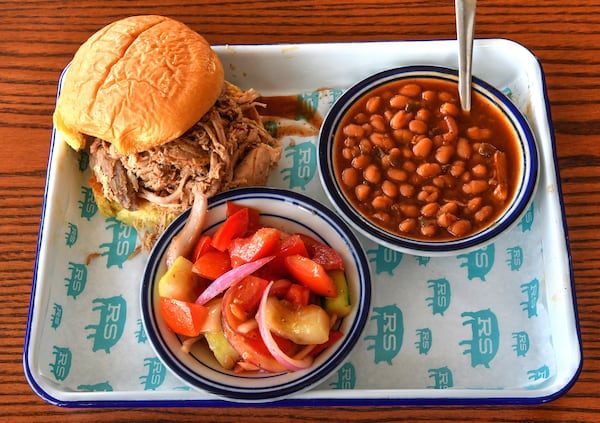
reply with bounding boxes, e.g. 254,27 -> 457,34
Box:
53,15 -> 224,155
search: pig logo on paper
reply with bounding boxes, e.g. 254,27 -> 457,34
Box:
364,304 -> 403,365
505,246 -> 523,271
135,319 -> 147,344
140,357 -> 166,390
49,346 -> 72,382
511,331 -> 530,357
64,262 -> 87,299
78,186 -> 98,221
518,202 -> 535,232
329,362 -> 356,389
520,278 -> 539,318
415,328 -> 432,355
527,365 -> 550,382
281,141 -> 316,190
50,303 -> 63,329
367,245 -> 403,275
426,278 -> 451,316
427,366 -> 453,389
457,244 -> 495,281
85,295 -> 127,353
77,381 -> 113,392
65,222 -> 78,247
99,217 -> 138,269
459,309 -> 499,368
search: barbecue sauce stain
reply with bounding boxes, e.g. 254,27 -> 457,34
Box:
259,95 -> 323,138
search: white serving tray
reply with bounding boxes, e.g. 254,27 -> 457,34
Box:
24,39 -> 581,407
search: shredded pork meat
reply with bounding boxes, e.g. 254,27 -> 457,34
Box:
88,84 -> 281,248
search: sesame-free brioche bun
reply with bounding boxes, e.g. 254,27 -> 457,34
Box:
53,15 -> 224,155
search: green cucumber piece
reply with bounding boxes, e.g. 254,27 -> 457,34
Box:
204,331 -> 240,370
323,270 -> 352,317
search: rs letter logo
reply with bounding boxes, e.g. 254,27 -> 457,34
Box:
364,304 -> 403,365
520,278 -> 539,318
100,218 -> 137,268
427,366 -> 453,389
459,309 -> 499,368
49,346 -> 72,382
512,331 -> 530,357
64,262 -> 87,299
79,186 -> 98,220
457,244 -> 495,281
140,357 -> 166,390
426,278 -> 451,316
85,295 -> 127,353
281,142 -> 316,190
329,362 -> 356,389
367,245 -> 403,275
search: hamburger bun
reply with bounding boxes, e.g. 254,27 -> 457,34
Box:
53,16 -> 281,249
53,15 -> 224,155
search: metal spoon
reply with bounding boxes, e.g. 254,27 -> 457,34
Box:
455,0 -> 477,112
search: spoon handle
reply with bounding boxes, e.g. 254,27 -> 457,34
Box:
455,0 -> 477,112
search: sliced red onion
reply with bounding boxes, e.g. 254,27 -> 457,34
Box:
165,192 -> 208,269
256,281 -> 313,371
194,256 -> 275,305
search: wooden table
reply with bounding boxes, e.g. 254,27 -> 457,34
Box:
2,1 -> 598,421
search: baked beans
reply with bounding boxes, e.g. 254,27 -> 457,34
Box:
334,78 -> 520,241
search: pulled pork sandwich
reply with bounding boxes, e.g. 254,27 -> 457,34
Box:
53,15 -> 281,248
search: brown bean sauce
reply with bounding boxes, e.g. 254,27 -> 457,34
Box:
259,95 -> 323,137
333,78 -> 522,241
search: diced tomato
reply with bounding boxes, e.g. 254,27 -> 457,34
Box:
284,283 -> 310,307
159,296 -> 209,337
263,279 -> 309,306
229,227 -> 281,268
192,235 -> 214,262
259,234 -> 309,279
297,234 -> 344,271
284,254 -> 338,298
226,202 -> 261,233
273,332 -> 298,358
309,330 -> 344,357
229,334 -> 298,371
211,208 -> 249,252
221,277 -> 287,372
221,325 -> 286,373
279,234 -> 309,257
222,275 -> 269,329
268,279 -> 292,298
192,250 -> 232,280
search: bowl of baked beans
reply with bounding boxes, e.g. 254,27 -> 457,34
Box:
318,66 -> 539,256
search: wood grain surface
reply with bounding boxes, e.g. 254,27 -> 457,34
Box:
2,0 -> 599,421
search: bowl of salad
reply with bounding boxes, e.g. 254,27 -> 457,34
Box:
140,187 -> 372,402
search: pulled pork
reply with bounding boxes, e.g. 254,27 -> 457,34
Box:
88,84 -> 281,247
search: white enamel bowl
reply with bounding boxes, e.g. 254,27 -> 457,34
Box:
141,187 -> 371,402
318,65 -> 539,256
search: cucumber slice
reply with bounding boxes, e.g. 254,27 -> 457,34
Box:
323,270 -> 352,317
204,331 -> 241,370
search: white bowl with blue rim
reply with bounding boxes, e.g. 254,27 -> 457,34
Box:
140,187 -> 371,402
318,65 -> 539,257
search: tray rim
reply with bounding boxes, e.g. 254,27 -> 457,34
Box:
23,38 -> 582,408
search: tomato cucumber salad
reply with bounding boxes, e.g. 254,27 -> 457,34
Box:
157,200 -> 352,374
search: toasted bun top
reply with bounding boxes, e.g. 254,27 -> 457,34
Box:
53,15 -> 224,154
